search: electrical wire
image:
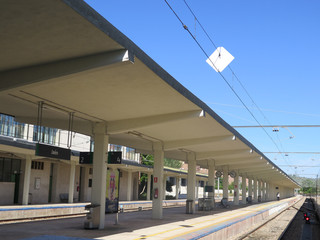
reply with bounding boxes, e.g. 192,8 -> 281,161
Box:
164,0 -> 285,159
182,0 -> 291,166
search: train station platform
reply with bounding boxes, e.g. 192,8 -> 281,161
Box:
0,199 -> 187,221
0,196 -> 302,240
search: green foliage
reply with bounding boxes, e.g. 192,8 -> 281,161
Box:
289,174 -> 319,195
164,158 -> 183,169
228,181 -> 234,190
141,154 -> 182,169
215,177 -> 223,189
141,154 -> 154,166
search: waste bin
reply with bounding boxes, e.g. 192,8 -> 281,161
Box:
186,199 -> 194,214
84,204 -> 100,229
198,198 -> 214,211
198,198 -> 204,211
204,198 -> 214,210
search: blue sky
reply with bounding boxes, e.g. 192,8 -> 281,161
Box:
85,0 -> 320,178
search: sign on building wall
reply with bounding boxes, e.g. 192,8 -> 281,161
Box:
105,169 -> 120,213
35,143 -> 71,160
79,151 -> 122,164
108,151 -> 122,164
205,186 -> 214,192
79,152 -> 93,164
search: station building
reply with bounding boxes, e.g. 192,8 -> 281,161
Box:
0,113 -> 210,205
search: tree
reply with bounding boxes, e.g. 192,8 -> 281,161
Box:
139,154 -> 182,198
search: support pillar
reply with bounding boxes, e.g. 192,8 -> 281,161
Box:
163,175 -> 167,200
208,161 -> 215,207
196,179 -> 199,199
222,166 -> 229,199
203,181 -> 207,198
147,173 -> 151,201
175,177 -> 180,200
257,179 -> 261,202
91,122 -> 108,229
152,142 -> 164,219
22,155 -> 32,205
266,182 -> 269,200
262,181 -> 265,201
127,171 -> 132,201
187,153 -> 196,213
234,171 -> 239,205
248,177 -> 253,200
241,175 -> 247,204
68,161 -> 76,203
253,178 -> 258,203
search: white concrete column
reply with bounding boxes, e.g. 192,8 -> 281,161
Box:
127,171 -> 133,201
68,161 -> 76,203
147,173 -> 151,201
22,155 -> 32,205
241,175 -> 247,204
222,166 -> 229,199
265,182 -> 268,200
208,161 -> 215,207
253,178 -> 258,203
91,122 -> 108,229
270,183 -> 275,200
163,175 -> 167,200
152,142 -> 164,219
187,153 -> 196,213
261,181 -> 265,201
266,182 -> 270,200
196,179 -> 199,199
257,179 -> 261,202
248,178 -> 253,198
234,171 -> 239,205
203,181 -> 207,198
175,177 -> 180,200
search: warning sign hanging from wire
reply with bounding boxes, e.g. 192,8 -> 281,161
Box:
206,47 -> 234,72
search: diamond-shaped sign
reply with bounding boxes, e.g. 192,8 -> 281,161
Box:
206,47 -> 234,72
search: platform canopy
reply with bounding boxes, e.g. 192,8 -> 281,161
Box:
0,0 -> 299,189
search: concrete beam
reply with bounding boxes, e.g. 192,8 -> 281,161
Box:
196,149 -> 250,161
108,110 -> 205,134
229,163 -> 269,170
0,50 -> 134,93
214,157 -> 259,166
164,135 -> 232,151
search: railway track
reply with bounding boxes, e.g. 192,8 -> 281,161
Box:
234,197 -> 305,240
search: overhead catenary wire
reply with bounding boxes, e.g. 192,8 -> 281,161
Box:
182,0 -> 292,166
164,0 -> 286,162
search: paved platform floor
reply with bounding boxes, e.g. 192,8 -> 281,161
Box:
0,198 -> 298,240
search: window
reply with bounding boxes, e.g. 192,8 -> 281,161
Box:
33,126 -> 57,144
31,161 -> 44,170
181,178 -> 187,186
200,181 -> 204,187
88,179 -> 92,188
169,177 -> 175,185
0,157 -> 21,182
0,114 -> 25,138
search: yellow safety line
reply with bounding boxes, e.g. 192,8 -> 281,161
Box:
163,203 -> 274,240
164,198 -> 299,240
133,198 -> 297,240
